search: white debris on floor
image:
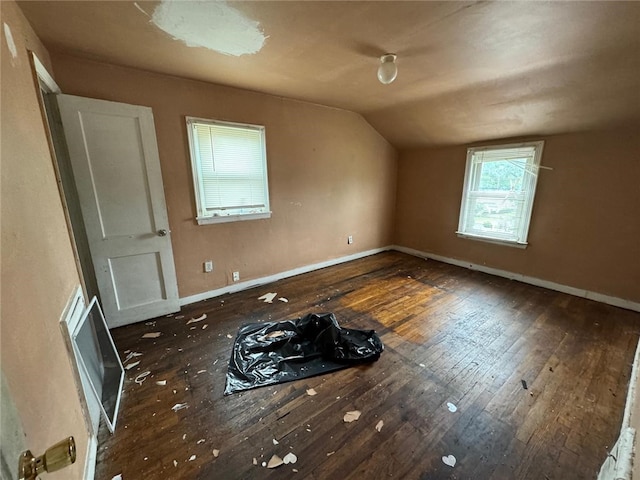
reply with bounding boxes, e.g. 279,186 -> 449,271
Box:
266,454 -> 283,468
123,351 -> 143,363
142,332 -> 161,339
134,371 -> 151,385
306,388 -> 317,396
283,452 -> 297,464
375,420 -> 384,432
171,403 -> 189,412
442,454 -> 456,467
447,402 -> 457,412
124,361 -> 140,370
258,292 -> 277,303
343,410 -> 361,423
187,313 -> 207,324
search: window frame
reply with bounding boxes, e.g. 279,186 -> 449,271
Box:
456,141 -> 544,248
186,116 -> 271,225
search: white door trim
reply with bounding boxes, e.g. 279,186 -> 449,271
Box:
30,51 -> 60,93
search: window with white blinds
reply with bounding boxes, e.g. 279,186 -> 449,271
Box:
186,117 -> 270,224
457,141 -> 544,246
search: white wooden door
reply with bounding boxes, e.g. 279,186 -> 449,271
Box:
57,94 -> 179,328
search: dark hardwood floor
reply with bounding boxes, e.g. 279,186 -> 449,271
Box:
95,251 -> 640,479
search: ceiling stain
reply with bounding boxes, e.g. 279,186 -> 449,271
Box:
151,0 -> 267,57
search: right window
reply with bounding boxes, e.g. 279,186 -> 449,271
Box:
457,141 -> 544,246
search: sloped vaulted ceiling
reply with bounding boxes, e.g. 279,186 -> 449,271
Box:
18,0 -> 640,148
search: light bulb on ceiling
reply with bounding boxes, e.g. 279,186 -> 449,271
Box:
377,53 -> 398,85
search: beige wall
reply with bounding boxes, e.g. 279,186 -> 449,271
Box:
0,2 -> 88,478
49,53 -> 398,299
395,127 -> 640,303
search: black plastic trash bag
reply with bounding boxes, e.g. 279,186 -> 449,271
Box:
224,312 -> 384,395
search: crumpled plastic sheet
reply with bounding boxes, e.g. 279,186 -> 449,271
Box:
224,312 -> 384,395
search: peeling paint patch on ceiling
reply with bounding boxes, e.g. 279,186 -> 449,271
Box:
151,0 -> 266,56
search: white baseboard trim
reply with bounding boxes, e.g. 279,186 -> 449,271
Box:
392,245 -> 640,313
607,336 -> 640,480
84,435 -> 97,480
623,338 -> 640,430
621,337 -> 640,480
597,426 -> 635,480
179,244 -> 639,312
179,247 -> 391,306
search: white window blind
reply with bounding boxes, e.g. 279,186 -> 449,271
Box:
186,117 -> 270,224
457,141 -> 544,246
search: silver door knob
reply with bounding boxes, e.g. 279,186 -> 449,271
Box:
158,229 -> 168,237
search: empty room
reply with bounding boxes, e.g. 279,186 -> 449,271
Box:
2,1 -> 639,479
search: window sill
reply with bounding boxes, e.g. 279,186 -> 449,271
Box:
197,211 -> 272,225
455,232 -> 528,249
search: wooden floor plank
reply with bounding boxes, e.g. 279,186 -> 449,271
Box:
94,251 -> 640,479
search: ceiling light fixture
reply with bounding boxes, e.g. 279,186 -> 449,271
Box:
377,53 -> 398,85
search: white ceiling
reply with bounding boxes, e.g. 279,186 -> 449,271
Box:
18,1 -> 640,148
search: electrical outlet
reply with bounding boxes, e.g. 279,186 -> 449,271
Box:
232,271 -> 240,282
348,235 -> 353,244
204,261 -> 213,273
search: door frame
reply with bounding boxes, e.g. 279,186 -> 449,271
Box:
29,51 -> 99,302
29,51 -> 100,480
